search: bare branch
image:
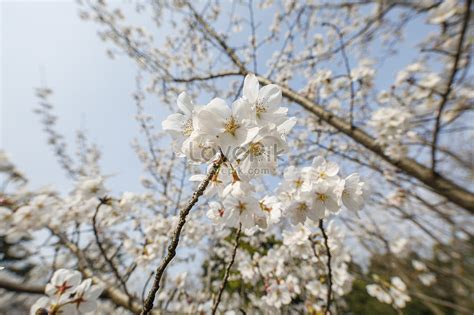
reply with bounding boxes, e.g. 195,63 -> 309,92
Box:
431,0 -> 472,171
92,197 -> 133,302
0,278 -> 44,295
322,22 -> 356,128
211,224 -> 242,315
140,154 -> 225,315
319,219 -> 333,315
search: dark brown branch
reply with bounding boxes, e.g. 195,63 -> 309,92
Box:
140,154 -> 224,315
186,2 -> 246,73
211,224 -> 242,315
92,197 -> 132,301
172,71 -> 242,83
0,278 -> 44,295
431,0 -> 472,171
319,219 -> 333,315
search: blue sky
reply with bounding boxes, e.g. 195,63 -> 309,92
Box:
1,1 -> 157,193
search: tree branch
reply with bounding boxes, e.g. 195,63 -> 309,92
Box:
211,224 -> 242,315
319,219 -> 333,315
322,22 -> 356,128
92,197 -> 132,302
0,278 -> 44,295
431,0 -> 472,171
140,154 -> 224,315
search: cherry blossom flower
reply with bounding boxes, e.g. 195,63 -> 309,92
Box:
286,196 -> 318,225
262,279 -> 292,308
71,279 -> 103,313
366,284 -> 392,304
242,73 -> 285,126
182,132 -> 218,163
222,193 -> 259,230
75,177 -> 106,200
30,297 -> 51,315
255,195 -> 282,229
303,156 -> 340,186
45,269 -> 82,298
162,92 -> 199,152
206,201 -> 227,225
309,182 -> 340,215
32,269 -> 102,315
341,174 -> 366,212
237,127 -> 286,176
418,273 -> 436,286
389,277 -> 411,308
196,97 -> 257,150
367,277 -> 411,309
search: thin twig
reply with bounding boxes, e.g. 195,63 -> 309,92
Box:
248,0 -> 258,73
0,278 -> 44,295
92,197 -> 132,302
431,0 -> 471,171
322,22 -> 355,128
319,219 -> 333,315
140,154 -> 224,315
211,224 -> 242,315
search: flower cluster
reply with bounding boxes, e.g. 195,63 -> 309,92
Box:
162,75 -> 366,233
30,269 -> 103,315
366,276 -> 411,309
226,222 -> 354,312
369,107 -> 412,158
163,73 -> 295,167
163,74 -> 296,231
277,156 -> 366,226
412,260 -> 437,286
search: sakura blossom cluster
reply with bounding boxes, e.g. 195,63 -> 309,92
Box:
30,269 -> 103,315
162,74 -> 366,233
206,222 -> 354,312
163,73 -> 295,166
369,107 -> 412,158
366,276 -> 411,309
163,74 -> 297,231
277,156 -> 366,226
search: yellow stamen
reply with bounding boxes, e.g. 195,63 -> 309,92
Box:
256,103 -> 267,118
297,202 -> 308,211
294,178 -> 304,188
237,201 -> 247,213
317,193 -> 328,202
249,142 -> 264,157
224,116 -> 240,136
182,118 -> 193,136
